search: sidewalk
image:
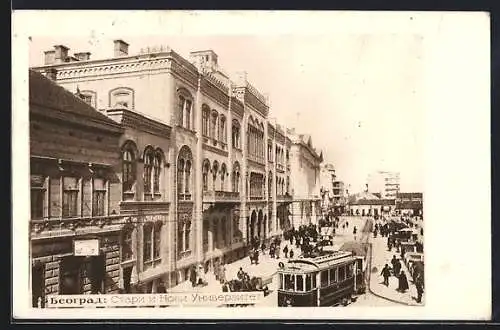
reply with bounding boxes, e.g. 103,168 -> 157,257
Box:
169,240 -> 288,295
369,235 -> 424,306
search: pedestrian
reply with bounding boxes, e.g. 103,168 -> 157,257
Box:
219,264 -> 226,284
157,281 -> 167,293
394,259 -> 401,277
237,267 -> 245,280
261,242 -> 266,255
415,274 -> 424,303
190,265 -> 197,287
289,249 -> 294,259
401,246 -> 406,260
276,245 -> 280,259
398,271 -> 409,293
381,264 -> 391,286
283,245 -> 289,258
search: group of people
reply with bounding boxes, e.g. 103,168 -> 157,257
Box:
380,255 -> 409,293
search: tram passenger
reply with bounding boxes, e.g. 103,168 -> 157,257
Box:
283,245 -> 289,258
289,249 -> 294,259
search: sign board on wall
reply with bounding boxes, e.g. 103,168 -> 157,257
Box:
74,239 -> 100,256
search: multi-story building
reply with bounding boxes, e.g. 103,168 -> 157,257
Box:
367,171 -> 401,199
29,70 -> 125,304
347,192 -> 396,217
31,40 -> 302,289
288,131 -> 323,227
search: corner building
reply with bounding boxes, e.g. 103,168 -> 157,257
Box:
32,41 -> 297,288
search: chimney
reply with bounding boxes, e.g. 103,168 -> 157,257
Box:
45,68 -> 57,81
114,40 -> 129,57
54,45 -> 69,63
44,50 -> 56,65
74,52 -> 91,61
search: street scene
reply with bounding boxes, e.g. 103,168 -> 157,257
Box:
24,13 -> 425,309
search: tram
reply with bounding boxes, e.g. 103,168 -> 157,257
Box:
277,250 -> 366,307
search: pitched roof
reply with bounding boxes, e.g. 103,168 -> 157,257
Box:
29,70 -> 122,132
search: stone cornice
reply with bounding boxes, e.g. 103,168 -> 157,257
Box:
106,109 -> 172,140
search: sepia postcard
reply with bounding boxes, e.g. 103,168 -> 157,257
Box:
12,10 -> 491,320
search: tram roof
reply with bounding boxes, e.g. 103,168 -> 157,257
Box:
281,251 -> 354,273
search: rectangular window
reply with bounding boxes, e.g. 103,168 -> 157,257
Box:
31,189 -> 45,219
62,177 -> 79,218
92,178 -> 106,216
178,96 -> 184,126
338,265 -> 345,282
321,270 -> 329,287
305,274 -> 312,291
296,274 -> 304,292
329,268 -> 337,284
312,272 -> 317,288
122,230 -> 133,261
153,225 -> 161,259
347,263 -> 354,278
143,226 -> 152,263
279,273 -> 284,290
177,226 -> 183,254
284,274 -> 294,291
185,221 -> 191,251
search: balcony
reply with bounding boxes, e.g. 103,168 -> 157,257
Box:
277,194 -> 293,203
249,195 -> 265,201
30,214 -> 124,237
203,190 -> 240,204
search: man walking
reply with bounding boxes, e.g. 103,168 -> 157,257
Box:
380,264 -> 391,286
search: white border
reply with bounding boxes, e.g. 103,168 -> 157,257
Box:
12,10 -> 491,320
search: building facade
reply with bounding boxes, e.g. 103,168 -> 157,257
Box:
32,40 -> 314,288
29,70 -> 125,305
367,171 -> 401,199
347,192 -> 396,217
288,131 -> 323,228
396,192 -> 423,216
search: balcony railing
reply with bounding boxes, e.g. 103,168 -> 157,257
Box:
249,195 -> 265,201
277,194 -> 293,202
30,214 -> 124,236
203,190 -> 240,203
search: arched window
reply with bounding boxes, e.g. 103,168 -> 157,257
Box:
286,176 -> 290,195
110,87 -> 134,109
220,163 -> 227,191
178,215 -> 192,255
202,159 -> 210,191
232,119 -> 241,149
212,161 -> 219,191
219,115 -> 226,143
143,148 -> 154,195
178,89 -> 193,130
268,172 -> 273,197
202,105 -> 210,137
122,141 -> 137,199
178,146 -> 193,200
153,152 -> 161,194
232,162 -> 240,193
210,110 -> 218,139
185,160 -> 191,194
177,159 -> 185,196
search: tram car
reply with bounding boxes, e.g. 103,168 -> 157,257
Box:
277,250 -> 366,307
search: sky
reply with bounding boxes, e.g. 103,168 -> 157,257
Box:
27,13 -> 424,194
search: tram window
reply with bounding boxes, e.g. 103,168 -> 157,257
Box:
320,271 -> 329,287
305,274 -> 312,291
279,273 -> 284,290
312,273 -> 317,288
329,268 -> 337,284
338,266 -> 345,281
296,275 -> 304,292
347,264 -> 354,278
285,274 -> 295,291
